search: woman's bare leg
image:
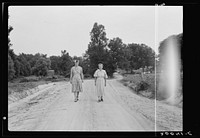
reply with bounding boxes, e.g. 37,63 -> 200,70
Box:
98,96 -> 101,102
77,92 -> 79,100
74,92 -> 77,102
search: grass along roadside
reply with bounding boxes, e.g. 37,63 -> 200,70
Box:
8,81 -> 52,104
114,73 -> 182,131
119,73 -> 182,108
8,81 -> 47,95
8,75 -> 69,104
119,73 -> 156,99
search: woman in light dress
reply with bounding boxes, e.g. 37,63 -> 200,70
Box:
70,60 -> 84,102
94,63 -> 108,102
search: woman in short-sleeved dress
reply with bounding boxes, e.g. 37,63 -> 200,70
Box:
94,63 -> 108,102
70,60 -> 84,102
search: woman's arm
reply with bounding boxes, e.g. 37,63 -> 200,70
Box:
94,70 -> 98,86
70,68 -> 73,84
104,70 -> 108,86
81,67 -> 84,82
95,77 -> 97,86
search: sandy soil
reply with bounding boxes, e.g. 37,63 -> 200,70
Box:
8,73 -> 182,131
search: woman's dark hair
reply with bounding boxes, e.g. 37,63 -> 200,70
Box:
74,60 -> 79,63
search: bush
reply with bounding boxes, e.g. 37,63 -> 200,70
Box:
120,73 -> 157,98
44,76 -> 54,81
84,74 -> 92,79
8,54 -> 15,81
19,77 -> 29,83
26,76 -> 39,82
18,76 -> 40,83
65,74 -> 70,78
135,81 -> 149,92
52,75 -> 58,79
143,74 -> 155,92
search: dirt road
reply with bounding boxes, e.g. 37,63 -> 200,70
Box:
9,73 -> 183,131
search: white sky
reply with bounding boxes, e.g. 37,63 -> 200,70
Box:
8,6 -> 182,57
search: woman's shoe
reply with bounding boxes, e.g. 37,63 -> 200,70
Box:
101,96 -> 103,102
77,93 -> 79,100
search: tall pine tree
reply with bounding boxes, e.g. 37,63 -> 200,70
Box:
86,22 -> 115,77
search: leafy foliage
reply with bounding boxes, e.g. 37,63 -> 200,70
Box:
17,54 -> 32,76
86,22 -> 115,77
8,54 -> 15,81
136,81 -> 149,92
8,25 -> 13,50
50,55 -> 60,74
8,22 -> 157,81
126,43 -> 155,71
32,57 -> 51,76
8,24 -> 15,81
108,37 -> 125,69
59,50 -> 73,77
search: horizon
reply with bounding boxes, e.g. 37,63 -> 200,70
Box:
8,6 -> 183,57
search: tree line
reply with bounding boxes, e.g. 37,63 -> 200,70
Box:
8,22 -> 158,81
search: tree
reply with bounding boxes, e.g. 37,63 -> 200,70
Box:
120,44 -> 131,72
8,49 -> 21,78
125,43 -> 155,72
22,54 -> 36,68
28,53 -> 47,70
127,43 -> 141,71
50,55 -> 61,74
108,37 -> 125,69
14,59 -> 21,77
140,44 -> 155,70
81,53 -> 91,75
17,54 -> 32,76
32,57 -> 51,76
59,50 -> 73,77
8,25 -> 13,50
8,22 -> 16,81
8,49 -> 16,61
86,22 -> 115,77
8,54 -> 15,81
102,49 -> 116,76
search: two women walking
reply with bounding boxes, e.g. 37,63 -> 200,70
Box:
70,60 -> 108,102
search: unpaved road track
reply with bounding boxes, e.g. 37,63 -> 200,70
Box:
8,77 -> 156,131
